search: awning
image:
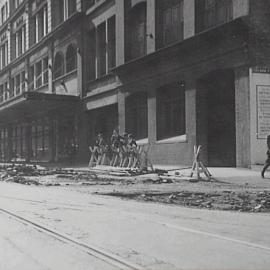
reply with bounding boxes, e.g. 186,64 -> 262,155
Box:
0,92 -> 81,124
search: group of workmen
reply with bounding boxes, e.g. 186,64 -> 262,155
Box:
88,130 -> 141,168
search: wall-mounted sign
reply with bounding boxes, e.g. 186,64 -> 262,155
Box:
257,85 -> 270,139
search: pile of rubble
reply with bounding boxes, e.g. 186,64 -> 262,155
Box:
0,164 -> 41,185
104,190 -> 270,212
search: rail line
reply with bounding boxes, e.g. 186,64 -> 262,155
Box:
0,207 -> 144,270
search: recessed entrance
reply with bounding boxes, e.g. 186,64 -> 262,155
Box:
197,70 -> 236,167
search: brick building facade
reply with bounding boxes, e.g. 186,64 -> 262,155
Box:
0,0 -> 270,167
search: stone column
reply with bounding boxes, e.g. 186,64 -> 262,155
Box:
146,0 -> 155,54
115,0 -> 125,66
234,66 -> 251,168
147,88 -> 156,145
118,90 -> 126,134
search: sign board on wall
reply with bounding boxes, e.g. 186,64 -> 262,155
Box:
257,85 -> 270,139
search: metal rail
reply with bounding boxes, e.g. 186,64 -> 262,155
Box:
0,207 -> 144,270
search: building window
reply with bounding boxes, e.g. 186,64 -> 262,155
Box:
54,52 -> 64,79
126,92 -> 148,140
195,0 -> 233,33
1,2 -> 8,25
156,82 -> 185,140
35,60 -> 42,88
86,28 -> 96,81
66,44 -> 77,73
15,74 -> 20,95
126,3 -> 146,61
157,0 -> 183,48
10,78 -> 15,98
97,22 -> 106,77
43,57 -> 48,84
1,41 -> 8,68
68,0 -> 77,16
108,16 -> 116,70
15,25 -> 26,58
0,85 -> 3,103
10,72 -> 25,98
0,128 -> 8,161
32,4 -> 48,45
96,15 -> 116,78
4,82 -> 8,100
14,0 -> 23,10
29,57 -> 48,90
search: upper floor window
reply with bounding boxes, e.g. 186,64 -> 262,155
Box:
14,0 -> 23,10
0,84 -> 4,103
10,70 -> 25,98
157,0 -> 183,49
66,44 -> 77,73
1,2 -> 8,25
195,0 -> 233,33
126,3 -> 146,61
53,52 -> 64,79
52,0 -> 77,28
29,57 -> 48,90
32,4 -> 48,45
0,41 -> 8,68
96,15 -> 116,78
68,0 -> 77,16
15,24 -> 26,57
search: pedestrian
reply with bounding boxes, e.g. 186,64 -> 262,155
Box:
261,134 -> 270,178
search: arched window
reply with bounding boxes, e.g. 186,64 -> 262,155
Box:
53,52 -> 64,79
126,3 -> 146,61
66,44 -> 77,73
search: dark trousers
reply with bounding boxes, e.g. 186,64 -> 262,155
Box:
262,160 -> 270,177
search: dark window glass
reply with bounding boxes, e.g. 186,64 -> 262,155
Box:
66,44 -> 77,73
97,22 -> 106,77
157,82 -> 186,140
68,0 -> 77,16
126,92 -> 148,140
126,3 -> 146,61
53,53 -> 64,79
87,28 -> 96,81
108,16 -> 116,70
195,0 -> 233,33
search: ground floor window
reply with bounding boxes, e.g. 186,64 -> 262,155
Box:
30,119 -> 50,161
11,125 -> 27,160
156,82 -> 185,140
125,91 -> 148,140
0,128 -> 8,161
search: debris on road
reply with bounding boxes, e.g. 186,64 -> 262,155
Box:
101,190 -> 270,213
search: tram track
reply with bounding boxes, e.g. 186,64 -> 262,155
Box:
0,207 -> 144,270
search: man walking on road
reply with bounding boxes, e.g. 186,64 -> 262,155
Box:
261,134 -> 270,178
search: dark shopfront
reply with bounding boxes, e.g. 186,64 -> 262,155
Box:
0,92 -> 80,163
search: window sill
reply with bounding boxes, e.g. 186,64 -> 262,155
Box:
136,138 -> 149,145
156,135 -> 187,144
53,69 -> 77,83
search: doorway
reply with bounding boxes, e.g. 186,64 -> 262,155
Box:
197,70 -> 236,167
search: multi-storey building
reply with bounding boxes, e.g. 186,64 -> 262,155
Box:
0,0 -> 83,163
0,0 -> 270,167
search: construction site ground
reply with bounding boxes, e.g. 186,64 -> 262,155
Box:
1,163 -> 270,213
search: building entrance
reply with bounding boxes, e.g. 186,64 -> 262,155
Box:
197,70 -> 236,167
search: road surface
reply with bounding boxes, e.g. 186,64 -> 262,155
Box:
0,182 -> 270,270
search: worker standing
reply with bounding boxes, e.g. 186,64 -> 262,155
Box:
261,134 -> 270,178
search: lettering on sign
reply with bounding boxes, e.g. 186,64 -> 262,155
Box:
257,85 -> 270,139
